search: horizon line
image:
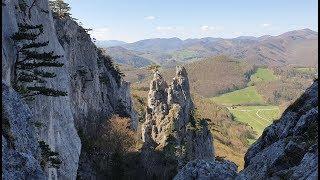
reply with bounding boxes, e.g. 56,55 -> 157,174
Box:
94,27 -> 318,44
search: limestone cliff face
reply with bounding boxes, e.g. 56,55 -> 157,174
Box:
53,16 -> 138,178
53,17 -> 137,131
2,83 -> 45,179
2,0 -> 137,179
2,1 -> 81,179
141,66 -> 214,177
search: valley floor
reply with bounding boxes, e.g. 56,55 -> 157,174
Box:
228,105 -> 280,140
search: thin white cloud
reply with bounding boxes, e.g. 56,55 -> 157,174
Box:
156,26 -> 174,31
200,25 -> 224,31
145,16 -> 156,20
201,25 -> 210,31
261,23 -> 271,27
89,27 -> 110,40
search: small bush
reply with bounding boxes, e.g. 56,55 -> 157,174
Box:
80,115 -> 138,178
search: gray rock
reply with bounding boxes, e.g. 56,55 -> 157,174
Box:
174,159 -> 238,180
141,66 -> 214,177
2,83 -> 45,180
53,14 -> 138,178
53,16 -> 138,131
2,0 -> 81,179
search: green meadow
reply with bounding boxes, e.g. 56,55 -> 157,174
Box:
211,86 -> 265,106
248,68 -> 277,86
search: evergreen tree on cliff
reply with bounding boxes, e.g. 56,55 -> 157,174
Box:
49,0 -> 71,18
11,23 -> 67,100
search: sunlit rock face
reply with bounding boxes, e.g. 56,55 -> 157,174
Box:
141,66 -> 214,178
2,0 -> 81,179
53,16 -> 138,132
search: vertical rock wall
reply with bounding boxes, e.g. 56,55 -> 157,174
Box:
53,17 -> 137,131
2,0 -> 81,179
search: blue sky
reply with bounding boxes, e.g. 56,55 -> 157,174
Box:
65,0 -> 318,42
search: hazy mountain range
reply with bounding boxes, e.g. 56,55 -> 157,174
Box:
97,29 -> 318,68
95,40 -> 127,48
103,46 -> 153,68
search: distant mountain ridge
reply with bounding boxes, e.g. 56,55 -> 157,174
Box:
103,46 -> 153,68
102,29 -> 318,67
95,40 -> 127,48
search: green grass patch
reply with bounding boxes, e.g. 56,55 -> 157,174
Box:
228,105 -> 280,137
171,50 -> 199,60
211,86 -> 265,106
248,68 -> 277,86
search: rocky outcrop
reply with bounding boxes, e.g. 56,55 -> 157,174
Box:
2,83 -> 45,180
141,66 -> 214,178
173,80 -> 318,180
174,159 -> 238,180
237,80 -> 318,179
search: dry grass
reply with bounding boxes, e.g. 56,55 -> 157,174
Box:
193,95 -> 256,170
129,56 -> 255,97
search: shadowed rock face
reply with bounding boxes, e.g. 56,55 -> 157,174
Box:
141,66 -> 214,178
174,80 -> 318,180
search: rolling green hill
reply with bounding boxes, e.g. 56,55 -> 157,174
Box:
248,68 -> 277,86
211,86 -> 265,106
210,68 -> 281,143
228,106 -> 280,137
131,56 -> 255,97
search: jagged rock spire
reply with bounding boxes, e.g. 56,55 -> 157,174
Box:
141,66 -> 214,178
168,66 -> 192,107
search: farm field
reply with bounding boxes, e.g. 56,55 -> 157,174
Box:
228,106 -> 281,137
211,86 -> 265,106
248,68 -> 277,86
294,67 -> 317,73
211,68 -> 282,144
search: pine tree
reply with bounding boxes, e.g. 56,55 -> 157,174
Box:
49,0 -> 71,18
11,23 -> 67,100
